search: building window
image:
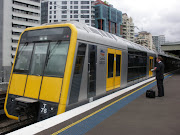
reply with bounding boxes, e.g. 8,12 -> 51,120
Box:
54,15 -> 56,18
50,2 -> 52,5
74,1 -> 78,4
54,6 -> 56,9
49,11 -> 52,14
70,15 -> 72,18
11,54 -> 15,59
54,11 -> 56,14
74,10 -> 78,14
54,2 -> 56,5
62,10 -> 67,14
70,6 -> 73,9
12,39 -> 18,43
70,1 -> 73,4
81,1 -> 89,4
54,20 -> 58,22
11,46 -> 17,51
62,6 -> 67,9
74,6 -> 78,9
49,15 -> 52,19
81,15 -> 89,18
50,6 -> 52,9
62,1 -> 67,4
85,20 -> 89,23
49,20 -> 52,23
81,6 -> 89,9
81,10 -> 89,13
70,10 -> 73,13
74,15 -> 78,18
62,15 -> 67,18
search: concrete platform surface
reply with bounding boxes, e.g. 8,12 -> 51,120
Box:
85,71 -> 180,135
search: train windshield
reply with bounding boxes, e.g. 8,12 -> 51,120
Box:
14,43 -> 34,73
13,27 -> 71,77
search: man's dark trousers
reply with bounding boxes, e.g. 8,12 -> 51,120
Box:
157,79 -> 164,97
156,61 -> 164,97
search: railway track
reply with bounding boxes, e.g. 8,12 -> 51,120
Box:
0,90 -> 6,121
0,91 -> 36,134
0,91 -> 6,110
0,117 -> 35,134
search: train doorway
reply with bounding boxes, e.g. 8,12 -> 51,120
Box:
106,48 -> 122,91
87,45 -> 97,98
149,56 -> 153,77
115,50 -> 122,88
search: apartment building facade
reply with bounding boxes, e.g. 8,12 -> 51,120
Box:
135,31 -> 155,50
0,0 -> 41,82
94,0 -> 122,37
122,13 -> 134,42
41,0 -> 95,26
152,35 -> 165,52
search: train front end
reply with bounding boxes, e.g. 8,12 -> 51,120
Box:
4,24 -> 77,121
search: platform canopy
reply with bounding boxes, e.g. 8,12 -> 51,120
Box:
161,42 -> 180,58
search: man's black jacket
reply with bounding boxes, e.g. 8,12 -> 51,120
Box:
156,61 -> 164,79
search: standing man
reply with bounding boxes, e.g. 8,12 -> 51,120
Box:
154,56 -> 165,97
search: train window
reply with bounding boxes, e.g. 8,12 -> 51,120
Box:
29,43 -> 48,76
14,43 -> 34,73
69,43 -> 87,104
74,44 -> 86,74
127,48 -> 147,82
44,41 -> 70,77
108,54 -> 114,78
116,54 -> 121,76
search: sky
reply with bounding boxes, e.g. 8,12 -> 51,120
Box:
109,0 -> 180,42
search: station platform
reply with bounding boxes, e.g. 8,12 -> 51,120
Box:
8,71 -> 180,135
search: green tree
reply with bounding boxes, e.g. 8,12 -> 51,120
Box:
104,0 -> 109,5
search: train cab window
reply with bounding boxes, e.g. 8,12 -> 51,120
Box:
116,54 -> 121,76
29,43 -> 48,76
14,43 -> 34,73
108,54 -> 114,78
44,41 -> 70,77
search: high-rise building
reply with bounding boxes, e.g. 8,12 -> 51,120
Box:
135,31 -> 155,50
0,0 -> 41,82
94,0 -> 122,37
41,0 -> 95,26
152,35 -> 165,52
122,13 -> 134,42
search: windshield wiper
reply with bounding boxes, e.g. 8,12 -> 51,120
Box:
45,41 -> 62,67
16,42 -> 28,58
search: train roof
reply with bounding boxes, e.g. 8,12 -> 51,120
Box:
43,21 -> 180,60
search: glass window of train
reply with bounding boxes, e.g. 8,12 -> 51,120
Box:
74,43 -> 86,74
128,54 -> 134,67
14,43 -> 34,73
108,54 -> 114,78
116,54 -> 121,76
29,43 -> 48,76
68,43 -> 87,104
149,59 -> 152,69
44,41 -> 70,77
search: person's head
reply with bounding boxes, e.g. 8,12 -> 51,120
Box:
156,56 -> 163,62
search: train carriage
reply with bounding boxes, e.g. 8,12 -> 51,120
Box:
4,22 -> 180,121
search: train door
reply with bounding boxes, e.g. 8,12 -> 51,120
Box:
87,45 -> 97,98
106,48 -> 122,91
149,56 -> 153,77
115,50 -> 122,88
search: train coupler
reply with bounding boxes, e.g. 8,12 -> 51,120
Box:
15,97 -> 39,122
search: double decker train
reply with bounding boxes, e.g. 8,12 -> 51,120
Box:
4,22 -> 180,121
